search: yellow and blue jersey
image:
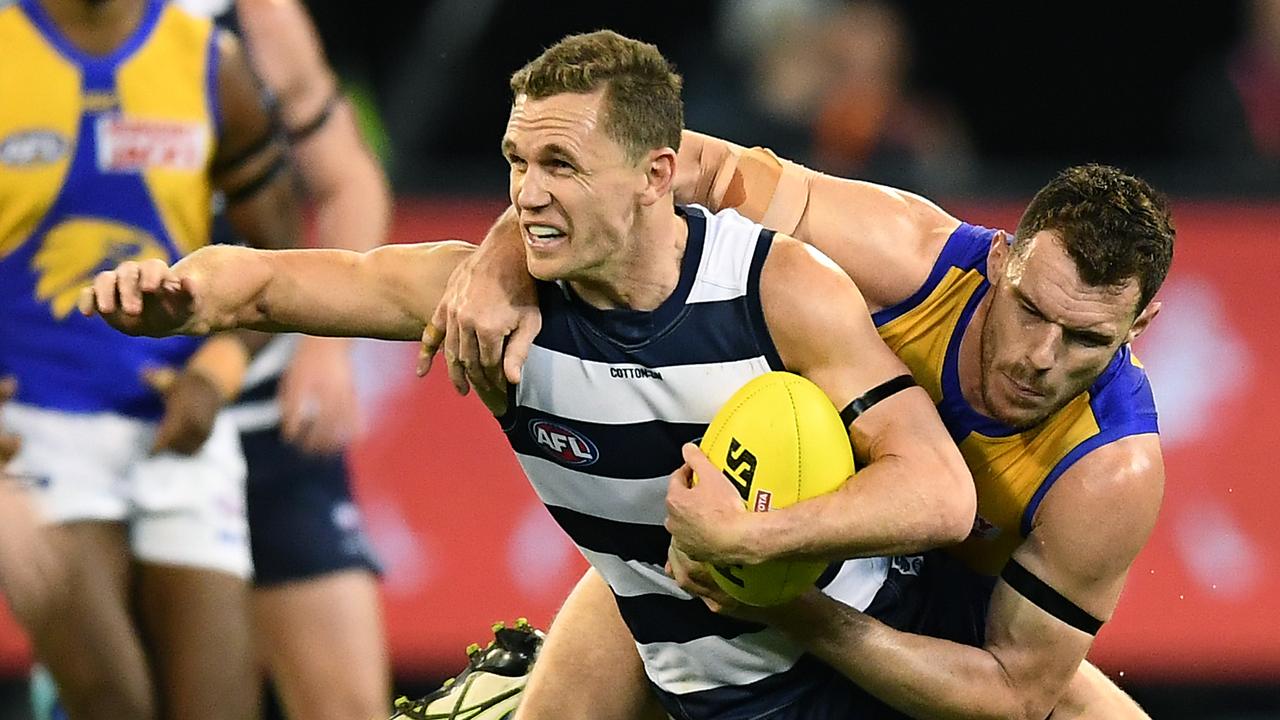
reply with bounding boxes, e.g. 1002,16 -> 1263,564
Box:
873,223 -> 1159,576
0,0 -> 219,418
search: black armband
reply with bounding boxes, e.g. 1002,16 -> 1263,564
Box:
1001,558 -> 1104,635
223,154 -> 288,205
839,374 -> 917,427
285,91 -> 342,143
211,122 -> 281,175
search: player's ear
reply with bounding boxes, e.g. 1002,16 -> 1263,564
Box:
1126,299 -> 1161,343
987,231 -> 1011,281
640,147 -> 677,206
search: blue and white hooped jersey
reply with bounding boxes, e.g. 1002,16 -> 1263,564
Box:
0,0 -> 218,419
500,205 -> 893,720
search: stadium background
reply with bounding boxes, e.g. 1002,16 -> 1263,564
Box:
2,1 -> 1279,717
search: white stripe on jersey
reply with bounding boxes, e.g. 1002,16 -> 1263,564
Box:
515,345 -> 773,425
516,454 -> 670,526
637,628 -> 804,695
239,334 -> 297,390
685,203 -> 764,305
222,398 -> 280,433
578,548 -> 691,599
822,556 -> 891,611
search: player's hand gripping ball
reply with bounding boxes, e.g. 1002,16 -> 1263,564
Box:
697,372 -> 854,606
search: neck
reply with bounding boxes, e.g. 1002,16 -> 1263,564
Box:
38,0 -> 146,56
957,290 -> 993,416
569,203 -> 688,311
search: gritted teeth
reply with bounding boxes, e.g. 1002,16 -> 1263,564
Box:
527,224 -> 565,238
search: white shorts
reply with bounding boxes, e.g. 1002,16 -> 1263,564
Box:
3,402 -> 252,579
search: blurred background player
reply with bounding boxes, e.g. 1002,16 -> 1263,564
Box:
0,0 -> 298,718
196,1 -> 391,718
16,0 -> 393,717
0,378 -> 60,640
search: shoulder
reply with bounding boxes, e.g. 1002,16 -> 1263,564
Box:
760,233 -> 867,317
1030,434 -> 1164,591
759,233 -> 873,369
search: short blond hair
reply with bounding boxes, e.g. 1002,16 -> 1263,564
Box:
510,30 -> 683,161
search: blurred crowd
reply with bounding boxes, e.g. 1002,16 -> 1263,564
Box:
302,0 -> 1280,198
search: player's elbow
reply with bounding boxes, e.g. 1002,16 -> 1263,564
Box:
922,450 -> 977,546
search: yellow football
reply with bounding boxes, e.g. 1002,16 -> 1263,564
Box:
697,371 -> 855,607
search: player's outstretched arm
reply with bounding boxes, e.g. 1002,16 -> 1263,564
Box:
666,236 -> 975,565
762,435 -> 1162,720
79,242 -> 474,341
675,130 -> 961,312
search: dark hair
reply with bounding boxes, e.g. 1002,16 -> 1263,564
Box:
509,30 -> 683,161
1015,164 -> 1175,312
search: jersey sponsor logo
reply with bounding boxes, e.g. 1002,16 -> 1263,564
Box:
529,419 -> 599,466
96,116 -> 209,172
33,218 -> 169,319
609,366 -> 664,380
0,129 -> 69,167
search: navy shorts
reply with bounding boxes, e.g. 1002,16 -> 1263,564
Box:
242,426 -> 382,587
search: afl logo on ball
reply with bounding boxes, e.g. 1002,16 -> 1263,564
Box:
529,420 -> 599,466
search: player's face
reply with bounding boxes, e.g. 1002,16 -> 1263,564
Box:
502,90 -> 648,283
979,231 -> 1150,429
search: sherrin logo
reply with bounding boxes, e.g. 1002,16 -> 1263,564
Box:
0,130 -> 69,167
529,420 -> 599,466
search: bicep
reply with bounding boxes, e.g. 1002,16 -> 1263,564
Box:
1020,435 -> 1164,620
354,242 -> 474,337
984,438 -> 1164,713
259,242 -> 473,340
212,30 -> 300,250
761,238 -> 941,461
796,174 -> 959,311
980,575 -> 1097,717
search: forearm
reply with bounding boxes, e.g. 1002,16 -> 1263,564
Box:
478,205 -> 525,265
178,242 -> 468,340
748,452 -> 972,563
773,593 -> 1036,720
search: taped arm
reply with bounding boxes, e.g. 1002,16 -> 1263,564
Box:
675,130 -> 959,311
